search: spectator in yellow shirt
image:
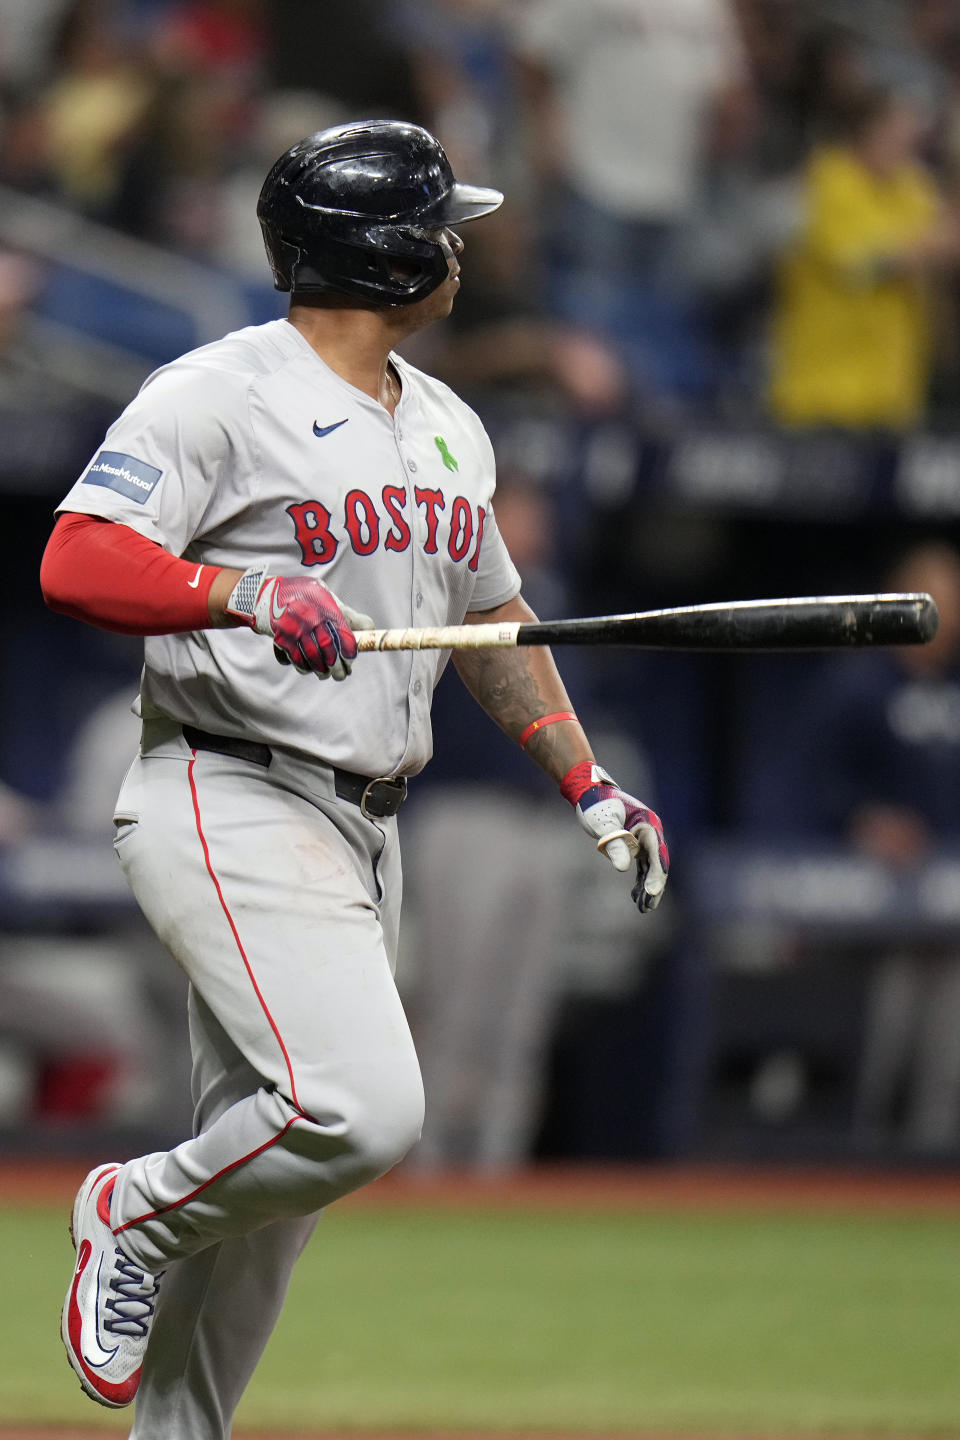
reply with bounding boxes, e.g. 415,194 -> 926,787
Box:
770,88 -> 960,429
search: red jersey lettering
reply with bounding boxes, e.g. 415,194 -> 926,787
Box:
467,504 -> 485,573
344,488 -> 380,556
288,488 -> 489,570
447,494 -> 473,562
382,484 -> 411,552
287,501 -> 339,566
415,487 -> 445,554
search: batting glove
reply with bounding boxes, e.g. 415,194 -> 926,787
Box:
225,567 -> 374,680
560,762 -> 669,913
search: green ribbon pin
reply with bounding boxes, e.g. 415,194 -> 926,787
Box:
434,435 -> 459,472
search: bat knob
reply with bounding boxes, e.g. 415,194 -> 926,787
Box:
596,828 -> 640,859
917,594 -> 940,644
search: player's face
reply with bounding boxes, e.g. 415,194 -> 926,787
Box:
435,227 -> 464,305
400,227 -> 464,330
438,226 -> 464,272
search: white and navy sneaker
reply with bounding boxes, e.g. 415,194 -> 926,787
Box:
60,1162 -> 163,1408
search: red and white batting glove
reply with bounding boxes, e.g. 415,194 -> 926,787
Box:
561,762 -> 669,913
225,567 -> 374,680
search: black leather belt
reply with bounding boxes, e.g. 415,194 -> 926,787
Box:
182,725 -> 408,819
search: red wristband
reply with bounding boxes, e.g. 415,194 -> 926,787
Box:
560,761 -> 611,807
519,711 -> 578,749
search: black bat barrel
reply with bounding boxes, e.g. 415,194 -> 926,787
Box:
516,593 -> 939,651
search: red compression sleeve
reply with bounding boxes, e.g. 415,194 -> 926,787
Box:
40,513 -> 222,635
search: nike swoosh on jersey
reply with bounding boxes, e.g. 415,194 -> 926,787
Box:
313,418 -> 349,438
186,564 -> 204,588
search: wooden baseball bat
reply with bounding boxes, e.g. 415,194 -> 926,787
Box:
355,592 -> 938,654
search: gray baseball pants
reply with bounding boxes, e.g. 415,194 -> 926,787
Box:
107,721 -> 424,1439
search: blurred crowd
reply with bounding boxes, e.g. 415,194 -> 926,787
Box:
4,0 -> 960,424
4,0 -> 960,1165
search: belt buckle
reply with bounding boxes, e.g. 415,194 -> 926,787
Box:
360,774 -> 407,819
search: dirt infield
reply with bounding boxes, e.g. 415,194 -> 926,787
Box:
0,1431 -> 936,1440
2,1159 -> 960,1212
0,1429 -> 938,1440
0,1431 -> 688,1439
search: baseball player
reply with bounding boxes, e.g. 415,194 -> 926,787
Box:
40,119 -> 669,1438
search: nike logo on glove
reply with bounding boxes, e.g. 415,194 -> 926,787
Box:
186,564 -> 204,589
313,418 -> 349,438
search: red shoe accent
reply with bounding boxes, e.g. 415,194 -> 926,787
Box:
97,1176 -> 116,1229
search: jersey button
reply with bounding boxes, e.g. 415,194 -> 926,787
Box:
407,458 -> 418,473
416,590 -> 423,609
413,679 -> 423,696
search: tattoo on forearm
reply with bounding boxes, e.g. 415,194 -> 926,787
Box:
454,647 -> 592,782
468,655 -> 546,734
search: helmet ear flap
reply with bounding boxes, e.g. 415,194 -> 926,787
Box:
288,227 -> 450,306
259,225 -> 300,291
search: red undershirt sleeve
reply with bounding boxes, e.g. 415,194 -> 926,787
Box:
40,512 -> 223,636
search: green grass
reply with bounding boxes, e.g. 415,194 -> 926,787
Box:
5,1200 -> 960,1433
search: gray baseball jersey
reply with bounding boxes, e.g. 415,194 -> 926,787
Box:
57,318 -> 521,776
56,317 -> 524,1440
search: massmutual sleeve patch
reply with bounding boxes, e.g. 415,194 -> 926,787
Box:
82,450 -> 163,504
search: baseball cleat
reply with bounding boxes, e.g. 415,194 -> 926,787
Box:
60,1162 -> 163,1408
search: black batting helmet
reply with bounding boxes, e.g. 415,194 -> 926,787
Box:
257,119 -> 504,306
